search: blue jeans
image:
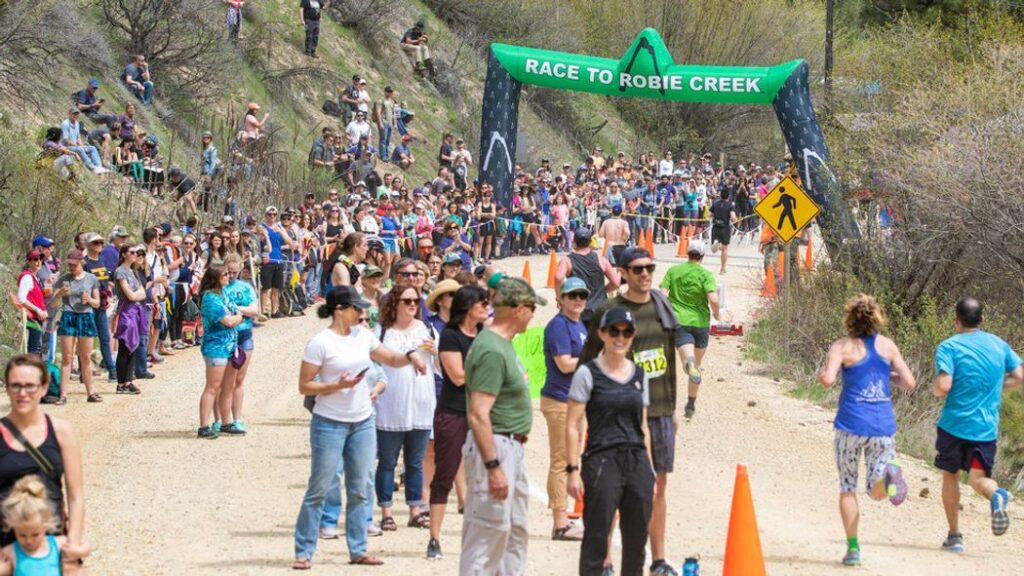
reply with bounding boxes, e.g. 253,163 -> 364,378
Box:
375,429 -> 430,509
26,328 -> 43,357
93,308 -> 115,378
129,81 -> 155,105
134,304 -> 151,377
295,414 -> 376,561
378,124 -> 392,161
321,463 -> 375,529
68,145 -> 101,170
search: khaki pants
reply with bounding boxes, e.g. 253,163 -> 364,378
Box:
541,396 -> 569,512
402,42 -> 430,63
460,434 -> 529,576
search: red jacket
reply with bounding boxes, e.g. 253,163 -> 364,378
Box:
17,269 -> 45,322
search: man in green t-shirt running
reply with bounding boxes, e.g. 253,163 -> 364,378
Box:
460,276 -> 544,575
660,240 -> 721,419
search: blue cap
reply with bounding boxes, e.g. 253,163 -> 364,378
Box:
442,252 -> 462,265
31,234 -> 54,248
88,78 -> 100,88
561,277 -> 590,295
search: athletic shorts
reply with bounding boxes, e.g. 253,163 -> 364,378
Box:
610,245 -> 626,267
647,415 -> 675,474
479,220 -> 496,237
675,325 -> 710,349
57,311 -> 97,338
382,237 -> 400,254
834,429 -> 895,494
934,427 -> 997,478
260,262 -> 284,290
237,329 -> 254,352
711,224 -> 731,246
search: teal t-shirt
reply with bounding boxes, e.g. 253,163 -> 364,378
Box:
935,330 -> 1021,442
660,262 -> 716,327
200,291 -> 238,359
222,280 -> 256,332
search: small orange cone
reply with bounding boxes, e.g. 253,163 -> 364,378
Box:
645,227 -> 655,255
522,261 -> 532,285
676,228 -> 688,257
804,236 -> 814,271
568,495 -> 584,520
776,248 -> 785,279
760,265 -> 776,298
722,464 -> 766,576
545,249 -> 557,289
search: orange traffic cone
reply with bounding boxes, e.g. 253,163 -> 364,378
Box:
545,249 -> 557,289
776,248 -> 785,279
645,227 -> 655,255
804,236 -> 814,271
722,464 -> 766,576
760,265 -> 777,298
676,228 -> 688,257
568,496 -> 584,520
522,261 -> 532,285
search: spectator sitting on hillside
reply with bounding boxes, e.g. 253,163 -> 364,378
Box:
391,134 -> 415,170
345,110 -> 371,146
39,127 -> 79,181
74,78 -> 118,128
170,167 -> 199,220
123,54 -> 154,105
396,105 -> 416,140
59,108 -> 106,174
401,20 -> 435,77
118,103 -> 137,140
112,137 -> 142,182
86,122 -> 121,168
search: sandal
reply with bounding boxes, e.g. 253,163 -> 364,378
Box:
54,396 -> 67,406
380,516 -> 397,531
349,555 -> 384,565
408,512 -> 430,529
87,393 -> 103,403
292,558 -> 311,570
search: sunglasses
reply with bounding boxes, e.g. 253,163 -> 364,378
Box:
358,317 -> 369,323
26,257 -> 40,262
417,245 -> 434,251
628,264 -> 656,275
563,291 -> 588,301
135,250 -> 146,256
398,271 -> 420,278
399,297 -> 419,306
520,303 -> 537,312
605,326 -> 636,338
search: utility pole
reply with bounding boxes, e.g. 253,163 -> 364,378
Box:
824,0 -> 835,118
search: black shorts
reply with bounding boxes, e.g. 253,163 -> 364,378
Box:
479,220 -> 496,237
711,224 -> 731,246
260,262 -> 285,290
934,427 -> 997,477
647,415 -> 675,473
675,325 -> 710,349
610,245 -> 626,267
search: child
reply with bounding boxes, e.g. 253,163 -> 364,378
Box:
0,476 -> 64,575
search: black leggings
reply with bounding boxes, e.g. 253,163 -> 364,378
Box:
116,340 -> 137,384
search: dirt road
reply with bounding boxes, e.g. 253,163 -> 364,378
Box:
46,238 -> 1023,574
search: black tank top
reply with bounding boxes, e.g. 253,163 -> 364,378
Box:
582,360 -> 647,457
568,251 -> 607,314
0,416 -> 64,545
480,203 -> 495,220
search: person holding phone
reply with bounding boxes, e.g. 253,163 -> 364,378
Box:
293,285 -> 427,570
53,250 -> 101,404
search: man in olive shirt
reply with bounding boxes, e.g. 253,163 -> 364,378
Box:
461,276 -> 544,576
580,246 -> 683,576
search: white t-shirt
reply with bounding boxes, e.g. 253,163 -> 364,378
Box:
375,322 -> 435,431
302,326 -> 380,423
357,89 -> 370,114
658,159 -> 674,177
359,215 -> 380,234
346,120 -> 371,144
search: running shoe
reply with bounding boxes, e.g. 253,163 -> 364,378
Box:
885,461 -> 908,506
366,522 -> 382,537
221,422 -> 246,436
685,360 -> 702,385
941,532 -> 965,553
841,548 -> 861,567
684,403 -> 696,420
212,420 -> 222,434
135,372 -> 156,380
991,488 -> 1011,536
116,383 -> 141,395
650,560 -> 679,576
233,420 -> 247,433
426,538 -> 443,560
197,426 -> 219,439
319,526 -> 339,540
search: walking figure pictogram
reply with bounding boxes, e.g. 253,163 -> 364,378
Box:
772,187 -> 797,231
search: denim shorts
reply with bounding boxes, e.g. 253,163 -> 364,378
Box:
237,329 -> 254,352
204,356 -> 229,367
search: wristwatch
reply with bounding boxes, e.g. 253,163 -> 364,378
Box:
565,464 -> 579,474
484,459 -> 501,470
404,349 -> 415,360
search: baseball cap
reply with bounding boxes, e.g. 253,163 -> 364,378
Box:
617,246 -> 651,268
561,277 -> 590,296
323,285 -> 371,313
599,307 -> 637,331
402,135 -> 412,142
31,234 -> 54,248
265,205 -> 279,215
362,265 -> 384,278
68,107 -> 79,115
201,131 -> 212,139
573,227 -> 593,247
25,249 -> 42,261
611,205 -> 623,215
356,181 -> 366,188
688,240 -> 706,257
427,279 -> 461,312
486,272 -> 507,289
83,232 -> 103,245
221,215 -> 235,225
492,276 -> 547,308
111,225 -> 130,238
65,249 -> 85,262
442,253 -> 462,265
88,78 -> 100,88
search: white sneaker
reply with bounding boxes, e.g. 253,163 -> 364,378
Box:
319,526 -> 339,540
367,522 -> 383,537
92,166 -> 106,174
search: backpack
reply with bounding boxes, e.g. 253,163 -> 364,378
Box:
322,100 -> 342,118
46,362 -> 60,399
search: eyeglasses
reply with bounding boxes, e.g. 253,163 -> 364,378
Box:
606,326 -> 636,338
398,271 -> 419,278
428,260 -> 442,266
563,291 -> 588,301
399,298 -> 419,306
628,264 -> 656,275
6,383 -> 41,394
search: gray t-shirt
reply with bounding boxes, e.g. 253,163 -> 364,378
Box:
53,272 -> 99,313
568,362 -> 649,407
113,265 -> 141,303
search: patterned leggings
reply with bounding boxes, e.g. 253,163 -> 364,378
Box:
834,430 -> 895,494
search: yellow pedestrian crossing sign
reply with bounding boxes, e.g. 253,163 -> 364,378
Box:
754,175 -> 819,243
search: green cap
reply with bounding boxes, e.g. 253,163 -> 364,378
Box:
492,277 -> 547,308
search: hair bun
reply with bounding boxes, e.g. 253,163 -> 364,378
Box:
12,476 -> 47,500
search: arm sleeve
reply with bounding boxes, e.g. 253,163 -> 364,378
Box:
1004,341 -> 1022,372
641,367 -> 650,407
935,341 -> 954,376
301,336 -> 324,367
546,318 -> 573,357
466,349 -> 505,395
17,276 -> 33,303
567,365 -> 594,403
438,328 -> 460,353
659,267 -> 673,290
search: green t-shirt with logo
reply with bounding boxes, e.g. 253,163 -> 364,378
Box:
465,328 -> 532,435
660,262 -> 716,327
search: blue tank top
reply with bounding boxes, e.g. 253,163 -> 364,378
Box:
13,534 -> 60,575
835,334 -> 896,437
262,224 -> 283,261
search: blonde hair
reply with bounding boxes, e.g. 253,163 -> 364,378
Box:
844,294 -> 886,337
1,476 -> 56,531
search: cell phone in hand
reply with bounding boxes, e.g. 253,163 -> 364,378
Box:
354,366 -> 370,379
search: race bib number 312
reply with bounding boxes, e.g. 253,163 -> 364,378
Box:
634,348 -> 667,379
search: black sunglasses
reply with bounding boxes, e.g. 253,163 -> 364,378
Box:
398,271 -> 419,278
628,264 -> 656,275
606,326 -> 636,338
563,291 -> 588,301
399,297 -> 420,306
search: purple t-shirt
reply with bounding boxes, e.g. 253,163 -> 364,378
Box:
542,313 -> 588,402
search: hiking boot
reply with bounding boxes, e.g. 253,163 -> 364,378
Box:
885,461 -> 908,506
941,532 -> 965,552
221,421 -> 246,436
841,548 -> 861,566
197,426 -> 219,439
426,538 -> 443,560
991,488 -> 1011,536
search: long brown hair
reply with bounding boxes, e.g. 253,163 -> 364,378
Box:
199,266 -> 227,294
379,285 -> 421,329
844,294 -> 886,337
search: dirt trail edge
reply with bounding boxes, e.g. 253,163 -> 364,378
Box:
45,239 -> 1023,575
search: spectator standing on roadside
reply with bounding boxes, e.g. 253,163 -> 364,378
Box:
16,251 -> 47,357
401,21 -> 434,77
74,79 -> 117,128
299,0 -> 327,58
82,233 -> 116,383
53,249 -> 102,404
122,54 -> 154,105
931,297 -> 1022,552
460,277 -> 542,576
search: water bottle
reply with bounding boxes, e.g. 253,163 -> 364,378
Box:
682,556 -> 700,576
